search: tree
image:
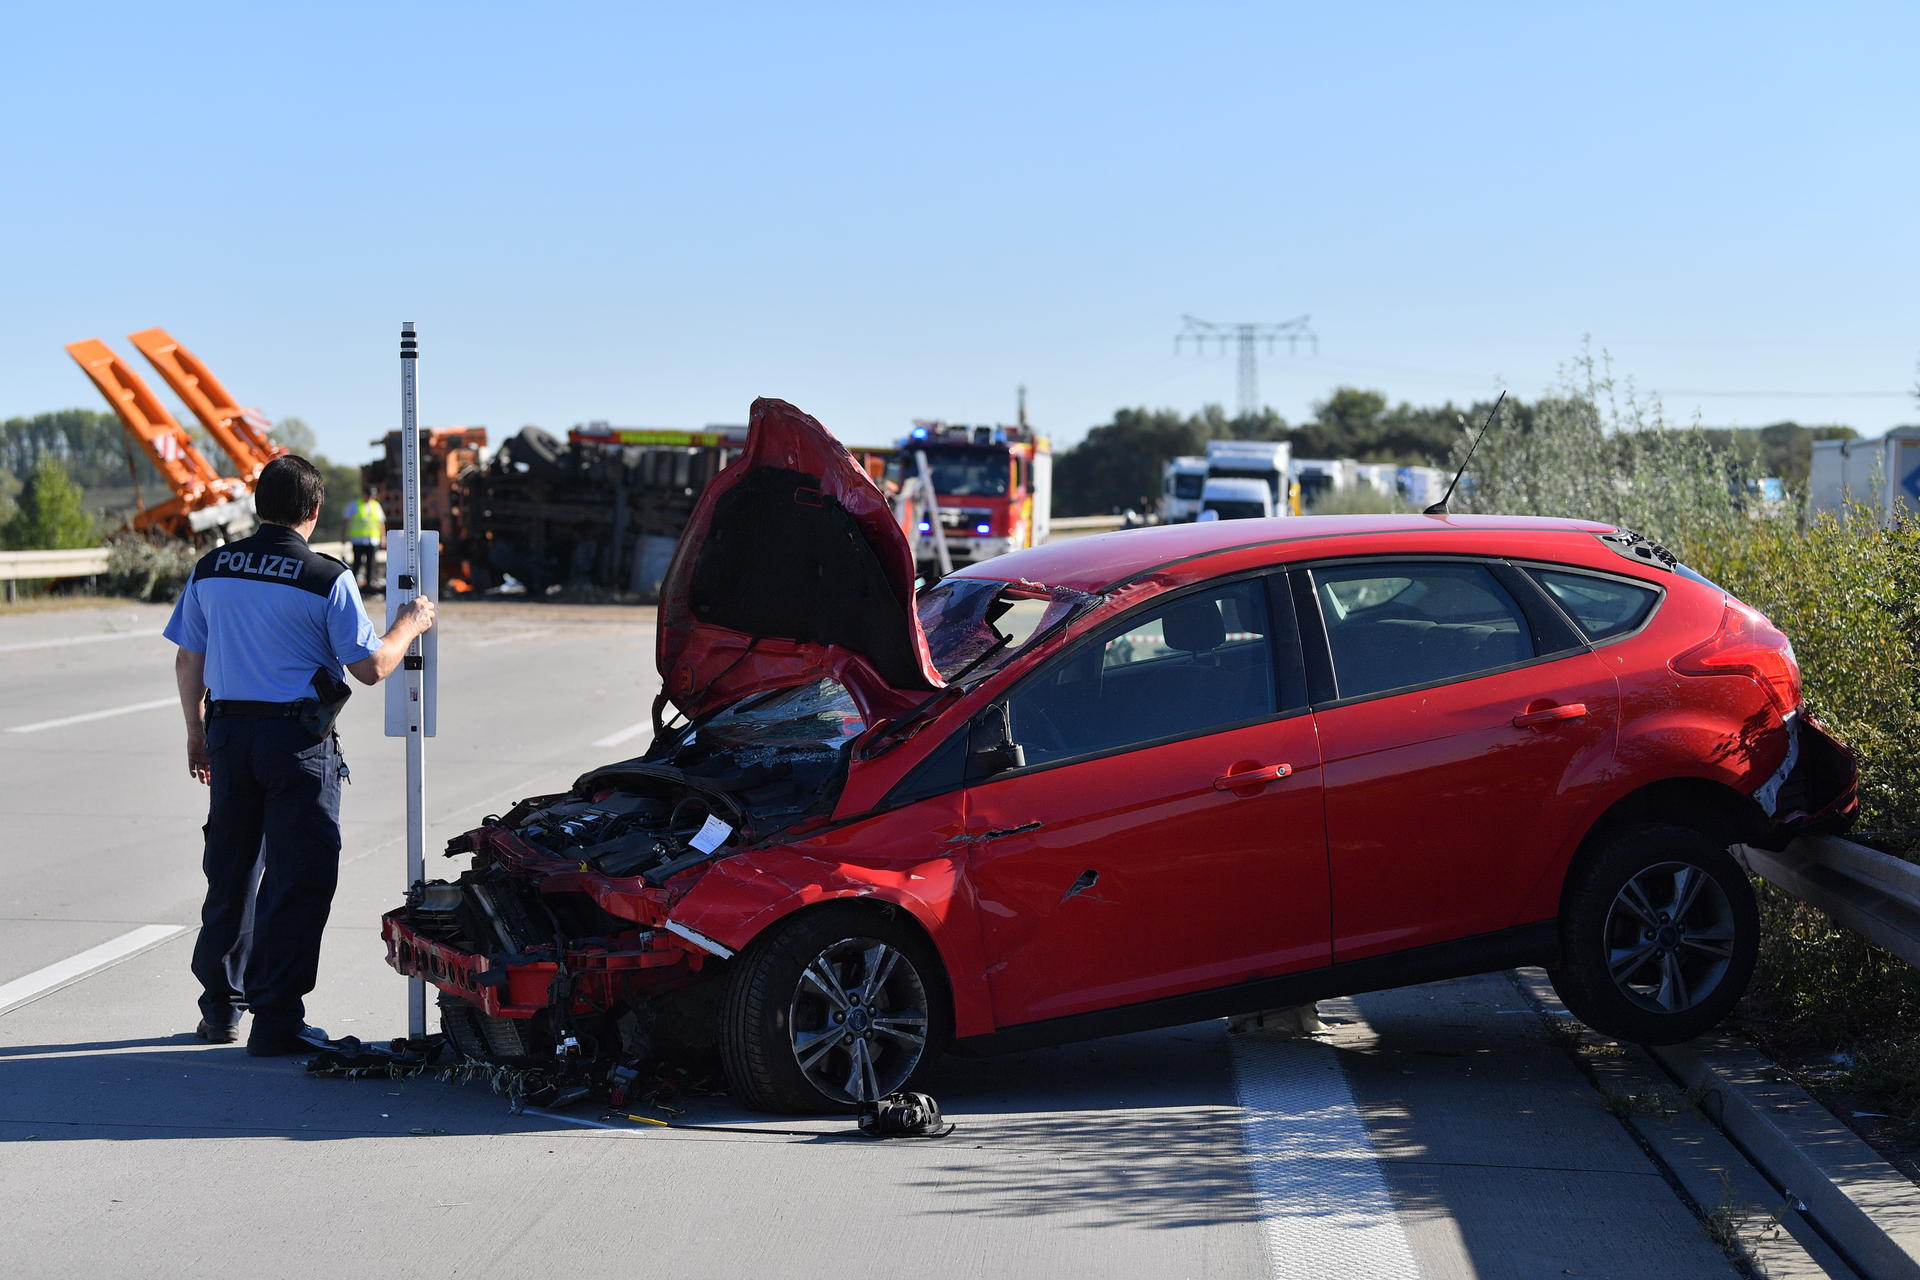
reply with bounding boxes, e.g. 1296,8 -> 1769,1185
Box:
271,416 -> 364,527
273,415 -> 318,455
1053,408 -> 1206,515
3,458 -> 96,550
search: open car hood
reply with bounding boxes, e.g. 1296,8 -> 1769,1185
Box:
655,398 -> 944,727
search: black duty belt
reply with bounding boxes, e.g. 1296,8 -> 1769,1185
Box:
206,699 -> 308,720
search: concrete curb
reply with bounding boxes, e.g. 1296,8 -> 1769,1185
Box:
1513,969 -> 1852,1277
1651,1036 -> 1920,1280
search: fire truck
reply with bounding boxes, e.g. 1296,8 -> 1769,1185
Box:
895,419 -> 1051,573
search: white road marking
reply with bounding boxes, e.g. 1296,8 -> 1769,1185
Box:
8,696 -> 179,734
0,628 -> 164,655
592,719 -> 653,748
0,924 -> 189,1015
1230,1029 -> 1422,1280
467,627 -> 556,649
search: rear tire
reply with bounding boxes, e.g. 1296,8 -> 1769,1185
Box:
719,905 -> 947,1114
1550,823 -> 1757,1044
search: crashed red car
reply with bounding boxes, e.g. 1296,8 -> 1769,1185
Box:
385,398 -> 1856,1112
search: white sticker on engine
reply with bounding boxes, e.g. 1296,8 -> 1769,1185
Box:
690,815 -> 733,854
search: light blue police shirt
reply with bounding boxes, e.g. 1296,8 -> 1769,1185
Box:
164,525 -> 382,702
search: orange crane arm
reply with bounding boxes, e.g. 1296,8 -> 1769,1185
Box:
128,328 -> 283,482
64,338 -> 241,534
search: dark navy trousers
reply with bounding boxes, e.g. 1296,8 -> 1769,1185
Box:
192,717 -> 343,1032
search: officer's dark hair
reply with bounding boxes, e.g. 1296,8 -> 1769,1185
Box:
256,455 -> 327,526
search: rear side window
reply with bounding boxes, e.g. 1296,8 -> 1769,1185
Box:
1311,562 -> 1536,699
1529,569 -> 1660,641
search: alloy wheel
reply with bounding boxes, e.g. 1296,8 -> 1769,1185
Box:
1602,860 -> 1738,1014
787,936 -> 930,1104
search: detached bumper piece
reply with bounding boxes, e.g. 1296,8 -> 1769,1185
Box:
1751,711 -> 1859,849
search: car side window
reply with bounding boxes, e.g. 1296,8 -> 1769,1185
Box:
1005,579 -> 1278,765
1312,561 -> 1536,700
1529,568 -> 1660,641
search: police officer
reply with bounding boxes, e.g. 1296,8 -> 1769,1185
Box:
166,456 -> 436,1056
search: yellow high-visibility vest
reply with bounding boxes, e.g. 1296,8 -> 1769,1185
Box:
346,498 -> 386,540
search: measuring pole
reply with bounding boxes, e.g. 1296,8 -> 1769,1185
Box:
395,322 -> 429,1039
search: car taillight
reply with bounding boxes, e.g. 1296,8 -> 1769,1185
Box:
1670,601 -> 1801,714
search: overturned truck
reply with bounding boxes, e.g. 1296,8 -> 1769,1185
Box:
479,425 -> 742,596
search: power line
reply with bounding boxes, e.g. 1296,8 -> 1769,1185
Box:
1175,314 -> 1317,418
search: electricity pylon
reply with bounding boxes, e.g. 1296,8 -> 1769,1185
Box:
1175,315 -> 1317,419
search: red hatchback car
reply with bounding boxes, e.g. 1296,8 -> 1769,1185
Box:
385,400 -> 1856,1112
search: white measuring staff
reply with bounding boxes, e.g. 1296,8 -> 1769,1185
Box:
385,321 -> 439,1040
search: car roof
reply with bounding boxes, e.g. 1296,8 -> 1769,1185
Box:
952,513 -> 1620,593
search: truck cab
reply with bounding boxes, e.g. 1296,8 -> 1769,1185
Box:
1161,456 -> 1208,522
897,420 -> 1052,573
1198,475 -> 1274,520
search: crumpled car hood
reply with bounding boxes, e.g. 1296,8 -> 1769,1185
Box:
655,397 -> 944,725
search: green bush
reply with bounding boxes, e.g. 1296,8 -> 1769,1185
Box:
1464,348 -> 1920,1078
103,531 -> 197,603
1685,513 -> 1920,845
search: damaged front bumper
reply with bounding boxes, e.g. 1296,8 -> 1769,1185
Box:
381,822 -> 722,1028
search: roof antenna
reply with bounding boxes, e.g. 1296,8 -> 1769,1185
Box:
1425,390 -> 1506,516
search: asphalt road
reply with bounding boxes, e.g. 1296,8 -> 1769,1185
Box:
0,599 -> 1759,1278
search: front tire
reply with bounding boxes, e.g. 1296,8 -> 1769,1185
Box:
1550,823 -> 1757,1044
720,905 -> 947,1113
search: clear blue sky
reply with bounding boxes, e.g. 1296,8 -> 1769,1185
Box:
3,2 -> 1914,465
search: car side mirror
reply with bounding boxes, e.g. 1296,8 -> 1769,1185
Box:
969,705 -> 1026,777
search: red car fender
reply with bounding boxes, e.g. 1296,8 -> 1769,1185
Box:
664,847 -> 999,1040
1511,749 -> 1784,926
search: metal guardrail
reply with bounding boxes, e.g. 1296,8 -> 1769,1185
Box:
0,547 -> 111,581
1738,834 -> 1920,968
1049,515 -> 1127,532
0,541 -> 356,603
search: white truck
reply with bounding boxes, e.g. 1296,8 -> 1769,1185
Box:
1292,457 -> 1357,510
1808,428 -> 1920,523
1160,455 -> 1208,522
1199,476 -> 1275,520
1396,464 -> 1451,509
1205,439 -> 1291,515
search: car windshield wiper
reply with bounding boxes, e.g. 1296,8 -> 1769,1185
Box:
941,632 -> 1012,686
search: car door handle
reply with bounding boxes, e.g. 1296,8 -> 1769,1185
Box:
1513,702 -> 1588,727
1213,763 -> 1292,790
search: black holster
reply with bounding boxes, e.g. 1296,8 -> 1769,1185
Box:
294,669 -> 353,743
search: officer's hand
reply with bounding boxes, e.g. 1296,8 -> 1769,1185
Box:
401,595 -> 437,634
186,732 -> 211,786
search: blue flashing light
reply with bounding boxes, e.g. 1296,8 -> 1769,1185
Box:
912,427 -> 929,439
975,522 -> 991,535
918,521 -> 932,533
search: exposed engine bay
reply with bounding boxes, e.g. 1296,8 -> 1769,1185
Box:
381,677 -> 873,1101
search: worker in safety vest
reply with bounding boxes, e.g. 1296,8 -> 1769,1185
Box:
341,485 -> 386,590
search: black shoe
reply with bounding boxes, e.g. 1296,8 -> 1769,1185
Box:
195,1018 -> 239,1044
246,1024 -> 331,1057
